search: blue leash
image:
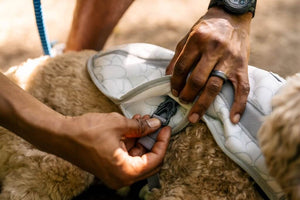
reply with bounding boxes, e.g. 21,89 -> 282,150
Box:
33,0 -> 53,57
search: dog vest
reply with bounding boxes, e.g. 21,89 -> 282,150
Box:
87,43 -> 286,200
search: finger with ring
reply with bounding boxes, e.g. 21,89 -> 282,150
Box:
210,70 -> 228,82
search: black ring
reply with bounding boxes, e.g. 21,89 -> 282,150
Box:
210,70 -> 228,82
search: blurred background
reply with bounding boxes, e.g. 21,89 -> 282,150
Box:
0,0 -> 299,76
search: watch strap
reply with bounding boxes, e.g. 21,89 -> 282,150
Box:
209,0 -> 257,17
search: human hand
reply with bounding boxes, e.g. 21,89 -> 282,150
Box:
166,7 -> 252,124
59,112 -> 171,189
0,72 -> 170,189
124,114 -> 154,157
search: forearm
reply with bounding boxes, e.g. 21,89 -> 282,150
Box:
0,74 -> 171,188
65,0 -> 134,51
0,73 -> 65,153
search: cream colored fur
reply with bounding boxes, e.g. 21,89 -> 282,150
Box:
259,74 -> 300,200
0,51 -> 265,199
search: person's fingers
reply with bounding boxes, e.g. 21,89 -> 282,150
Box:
121,126 -> 171,178
148,126 -> 171,161
229,71 -> 250,124
127,114 -> 165,156
123,118 -> 161,138
188,76 -> 224,123
170,36 -> 202,97
132,114 -> 150,120
119,140 -> 128,152
142,115 -> 151,120
178,53 -> 218,103
107,149 -> 161,189
129,143 -> 147,156
123,138 -> 136,151
132,114 -> 141,119
123,114 -> 155,150
111,126 -> 170,188
166,35 -> 189,75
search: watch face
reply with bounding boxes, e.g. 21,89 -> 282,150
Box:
225,0 -> 251,9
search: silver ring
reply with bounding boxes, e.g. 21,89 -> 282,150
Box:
210,70 -> 228,82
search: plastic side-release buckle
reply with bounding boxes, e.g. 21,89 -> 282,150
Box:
152,96 -> 179,126
144,96 -> 179,190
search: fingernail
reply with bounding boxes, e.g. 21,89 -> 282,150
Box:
189,113 -> 199,123
172,89 -> 179,97
146,118 -> 161,128
233,114 -> 240,124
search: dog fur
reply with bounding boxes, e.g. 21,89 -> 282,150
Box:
0,51 -> 265,199
258,74 -> 300,200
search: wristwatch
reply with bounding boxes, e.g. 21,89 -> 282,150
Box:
208,0 -> 257,17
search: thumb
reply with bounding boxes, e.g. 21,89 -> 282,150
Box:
123,118 -> 162,138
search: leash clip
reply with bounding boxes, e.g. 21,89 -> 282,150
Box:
152,96 -> 179,126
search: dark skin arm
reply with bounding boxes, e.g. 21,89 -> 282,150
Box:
65,0 -> 134,51
0,73 -> 171,189
166,7 -> 252,124
65,2 -> 253,124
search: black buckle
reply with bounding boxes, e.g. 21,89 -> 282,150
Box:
152,96 -> 179,126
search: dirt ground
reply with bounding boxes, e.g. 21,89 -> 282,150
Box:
0,0 -> 299,77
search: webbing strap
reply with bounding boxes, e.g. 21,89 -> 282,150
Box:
145,96 -> 179,190
147,174 -> 161,190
